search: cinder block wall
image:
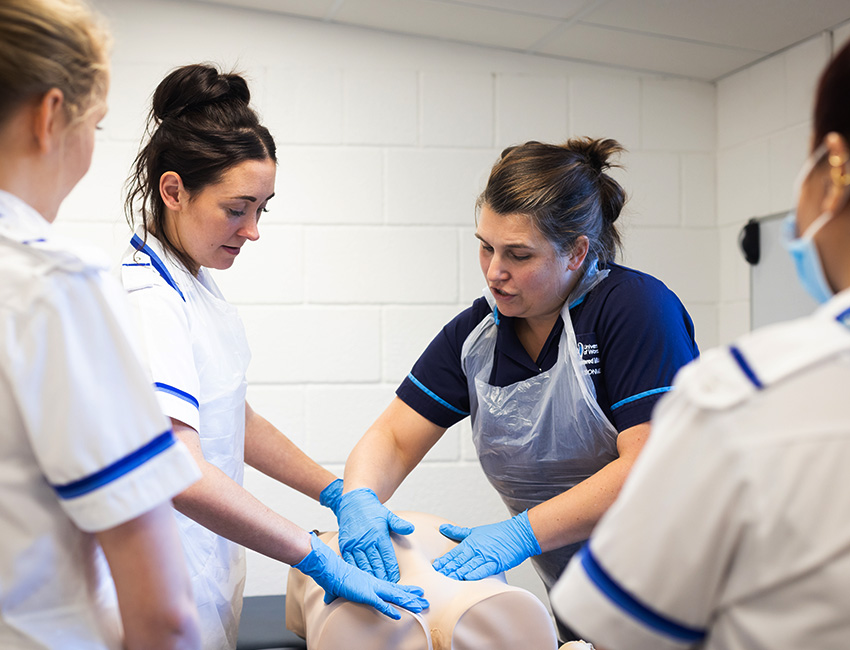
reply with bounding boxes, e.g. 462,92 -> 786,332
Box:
716,25 -> 850,342
60,0 -> 721,599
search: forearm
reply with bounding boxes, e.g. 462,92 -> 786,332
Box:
529,422 -> 650,552
344,397 -> 446,501
528,456 -> 634,551
172,419 -> 312,565
344,427 -> 410,502
97,504 -> 201,650
243,402 -> 336,501
174,457 -> 312,565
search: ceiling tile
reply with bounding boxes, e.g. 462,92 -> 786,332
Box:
537,23 -> 762,80
333,0 -> 561,50
192,0 -> 338,20
583,0 -> 850,53
433,0 -> 591,20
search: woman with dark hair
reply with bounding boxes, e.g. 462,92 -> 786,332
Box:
337,136 -> 698,639
551,40 -> 850,650
120,63 -> 427,650
0,1 -> 203,648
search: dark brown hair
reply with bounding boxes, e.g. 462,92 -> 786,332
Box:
813,39 -> 850,147
125,63 -> 276,271
478,137 -> 626,267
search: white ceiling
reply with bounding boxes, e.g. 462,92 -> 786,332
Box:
192,0 -> 850,81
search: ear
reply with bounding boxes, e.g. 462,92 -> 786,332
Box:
567,235 -> 589,271
824,133 -> 850,215
159,171 -> 185,211
32,88 -> 66,153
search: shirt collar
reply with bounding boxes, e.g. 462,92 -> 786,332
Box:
0,189 -> 52,243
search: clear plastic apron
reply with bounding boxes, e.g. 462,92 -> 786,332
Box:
179,267 -> 250,650
461,269 -> 618,591
131,237 -> 251,650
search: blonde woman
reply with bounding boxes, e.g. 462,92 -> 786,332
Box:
0,1 -> 202,648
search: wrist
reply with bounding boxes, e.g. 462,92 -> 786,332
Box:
515,510 -> 542,557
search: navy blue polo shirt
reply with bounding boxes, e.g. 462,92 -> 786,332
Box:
397,263 -> 698,433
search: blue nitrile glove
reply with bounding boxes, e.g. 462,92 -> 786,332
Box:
293,533 -> 429,620
432,510 -> 542,581
319,478 -> 343,516
336,487 -> 415,583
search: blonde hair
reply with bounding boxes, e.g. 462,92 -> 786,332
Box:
0,0 -> 110,125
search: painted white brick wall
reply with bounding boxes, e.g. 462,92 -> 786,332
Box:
69,0 -> 719,601
715,32 -> 833,341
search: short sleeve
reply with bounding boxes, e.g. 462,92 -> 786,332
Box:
122,263 -> 201,432
396,300 -> 490,428
7,269 -> 200,533
551,386 -> 745,650
597,275 -> 698,431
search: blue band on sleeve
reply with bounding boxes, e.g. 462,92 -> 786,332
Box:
407,373 -> 469,415
130,234 -> 185,301
579,545 -> 707,643
729,345 -> 763,389
836,307 -> 850,329
611,386 -> 673,411
53,430 -> 177,499
154,382 -> 200,410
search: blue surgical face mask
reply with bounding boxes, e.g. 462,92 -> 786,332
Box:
782,144 -> 837,304
782,209 -> 835,304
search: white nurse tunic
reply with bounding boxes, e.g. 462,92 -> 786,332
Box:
552,288 -> 850,650
0,190 -> 200,649
119,232 -> 251,650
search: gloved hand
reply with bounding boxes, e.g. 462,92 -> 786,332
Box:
319,478 -> 343,516
432,510 -> 541,581
293,532 -> 429,620
336,487 -> 414,582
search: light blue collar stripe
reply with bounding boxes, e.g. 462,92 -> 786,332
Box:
492,304 -> 500,325
130,234 -> 185,301
154,382 -> 200,410
579,545 -> 706,643
53,430 -> 177,499
611,386 -> 672,411
569,294 -> 586,309
407,373 -> 469,415
729,345 -> 763,389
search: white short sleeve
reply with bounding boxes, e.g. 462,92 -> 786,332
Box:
7,268 -> 200,533
551,386 -> 746,650
122,262 -> 201,432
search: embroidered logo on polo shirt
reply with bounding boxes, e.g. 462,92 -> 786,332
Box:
576,335 -> 601,376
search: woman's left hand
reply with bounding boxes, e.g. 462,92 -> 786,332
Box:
432,510 -> 541,580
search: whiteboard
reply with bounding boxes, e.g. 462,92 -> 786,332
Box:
750,212 -> 819,330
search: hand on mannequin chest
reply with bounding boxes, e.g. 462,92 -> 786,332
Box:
286,512 -> 559,650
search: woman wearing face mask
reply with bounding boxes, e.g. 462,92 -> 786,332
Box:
550,40 -> 850,650
337,136 -> 699,641
0,1 -> 203,648
119,63 -> 427,650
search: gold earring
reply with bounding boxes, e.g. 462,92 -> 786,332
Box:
829,152 -> 850,187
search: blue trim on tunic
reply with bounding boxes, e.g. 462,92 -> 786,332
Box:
729,345 -> 763,389
836,307 -> 850,329
130,234 -> 185,301
154,382 -> 200,410
578,545 -> 707,643
53,430 -> 177,499
407,373 -> 469,415
611,386 -> 673,411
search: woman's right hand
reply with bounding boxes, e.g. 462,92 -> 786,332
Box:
293,532 -> 429,620
336,488 -> 415,582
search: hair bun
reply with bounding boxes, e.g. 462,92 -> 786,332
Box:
152,63 -> 251,122
563,136 -> 623,174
